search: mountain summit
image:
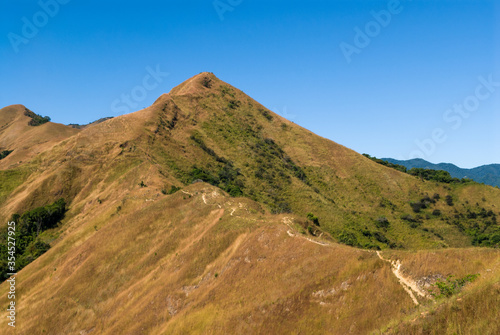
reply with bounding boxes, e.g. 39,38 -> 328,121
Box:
169,72 -> 218,96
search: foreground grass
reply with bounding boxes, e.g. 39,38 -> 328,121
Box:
380,273 -> 500,334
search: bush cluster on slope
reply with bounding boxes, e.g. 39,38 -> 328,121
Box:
188,133 -> 244,197
24,108 -> 51,126
404,192 -> 500,247
431,274 -> 480,298
0,150 -> 13,160
0,199 -> 66,281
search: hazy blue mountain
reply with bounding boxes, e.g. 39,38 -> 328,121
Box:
382,158 -> 500,188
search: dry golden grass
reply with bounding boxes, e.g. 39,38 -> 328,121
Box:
0,183 -> 410,334
379,249 -> 500,334
0,183 -> 497,334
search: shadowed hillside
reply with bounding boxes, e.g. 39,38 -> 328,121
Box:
0,73 -> 499,334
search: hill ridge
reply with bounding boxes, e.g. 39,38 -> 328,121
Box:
383,157 -> 500,187
0,104 -> 80,169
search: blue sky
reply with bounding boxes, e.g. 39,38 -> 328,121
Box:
1,0 -> 498,168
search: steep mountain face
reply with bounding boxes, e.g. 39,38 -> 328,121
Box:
383,158 -> 500,188
0,73 -> 499,334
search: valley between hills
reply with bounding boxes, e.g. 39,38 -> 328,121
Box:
0,73 -> 499,334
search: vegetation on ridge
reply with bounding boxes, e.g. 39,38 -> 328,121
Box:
383,157 -> 500,188
24,108 -> 51,126
68,116 -> 114,129
363,154 -> 477,184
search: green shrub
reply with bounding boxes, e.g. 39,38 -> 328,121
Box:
408,168 -> 453,183
227,100 -> 241,110
0,150 -> 13,160
0,199 -> 67,281
363,243 -> 381,250
307,213 -> 320,226
259,109 -> 273,121
373,231 -> 389,244
225,184 -> 243,197
165,186 -> 181,195
24,108 -> 51,126
24,240 -> 51,258
187,164 -> 244,198
410,201 -> 426,213
202,77 -> 213,88
375,216 -> 390,229
17,198 -> 66,238
431,274 -> 480,298
190,133 -> 227,163
401,214 -> 421,228
472,230 -> 500,247
338,231 -> 358,247
401,214 -> 417,222
219,85 -> 235,97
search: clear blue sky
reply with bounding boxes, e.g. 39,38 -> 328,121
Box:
1,0 -> 498,168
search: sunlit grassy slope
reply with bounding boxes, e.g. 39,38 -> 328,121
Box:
0,73 -> 498,334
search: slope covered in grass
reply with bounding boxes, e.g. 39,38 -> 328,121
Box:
0,73 -> 499,334
1,73 -> 499,248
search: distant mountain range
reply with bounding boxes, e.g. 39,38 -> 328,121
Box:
382,158 -> 500,188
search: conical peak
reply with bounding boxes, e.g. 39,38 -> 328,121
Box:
169,72 -> 220,96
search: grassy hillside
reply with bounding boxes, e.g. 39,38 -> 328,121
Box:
0,105 -> 80,170
0,73 -> 498,334
2,74 -> 498,250
0,182 -> 497,334
128,73 -> 500,250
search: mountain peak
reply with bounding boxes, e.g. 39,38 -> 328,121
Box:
0,103 -> 27,118
0,104 -> 34,129
169,72 -> 220,96
0,104 -> 79,168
